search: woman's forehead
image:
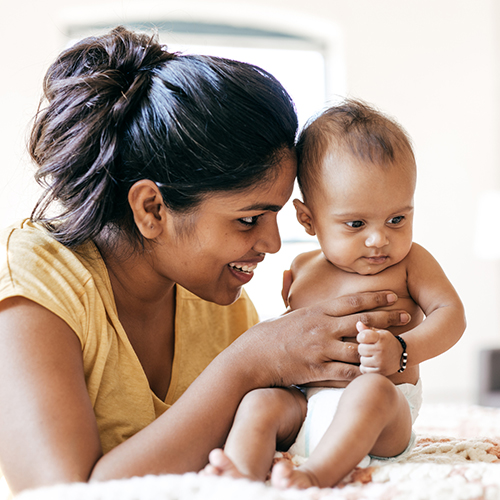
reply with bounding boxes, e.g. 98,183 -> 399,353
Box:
201,156 -> 296,213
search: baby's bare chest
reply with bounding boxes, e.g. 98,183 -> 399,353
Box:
288,255 -> 423,334
290,257 -> 407,304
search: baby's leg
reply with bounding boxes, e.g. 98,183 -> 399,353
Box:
272,374 -> 412,489
204,386 -> 306,481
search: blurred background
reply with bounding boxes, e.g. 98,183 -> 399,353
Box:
1,0 -> 499,404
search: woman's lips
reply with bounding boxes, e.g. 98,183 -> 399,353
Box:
227,261 -> 261,284
228,262 -> 258,274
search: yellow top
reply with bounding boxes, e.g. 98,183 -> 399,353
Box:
0,219 -> 259,453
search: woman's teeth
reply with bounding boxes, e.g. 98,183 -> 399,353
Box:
229,262 -> 258,274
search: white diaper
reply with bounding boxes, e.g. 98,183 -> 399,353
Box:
288,379 -> 423,468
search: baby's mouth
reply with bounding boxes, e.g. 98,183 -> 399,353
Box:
228,262 -> 258,274
365,256 -> 388,264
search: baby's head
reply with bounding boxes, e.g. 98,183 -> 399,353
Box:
294,99 -> 416,275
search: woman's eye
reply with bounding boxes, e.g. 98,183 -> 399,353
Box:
239,216 -> 260,226
388,216 -> 405,225
346,220 -> 364,229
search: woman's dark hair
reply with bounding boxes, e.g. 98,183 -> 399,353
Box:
30,26 -> 298,247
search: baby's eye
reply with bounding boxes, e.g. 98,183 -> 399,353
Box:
346,220 -> 364,228
239,215 -> 260,227
388,216 -> 405,225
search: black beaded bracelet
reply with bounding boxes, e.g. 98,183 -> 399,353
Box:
395,335 -> 408,373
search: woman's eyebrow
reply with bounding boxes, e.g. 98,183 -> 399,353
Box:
238,203 -> 282,212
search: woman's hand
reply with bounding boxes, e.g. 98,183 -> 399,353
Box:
227,291 -> 411,388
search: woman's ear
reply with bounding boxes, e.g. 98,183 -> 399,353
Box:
293,199 -> 317,236
128,180 -> 165,239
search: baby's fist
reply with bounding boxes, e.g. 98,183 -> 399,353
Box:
356,322 -> 401,375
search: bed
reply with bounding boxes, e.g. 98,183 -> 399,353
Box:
6,402 -> 500,500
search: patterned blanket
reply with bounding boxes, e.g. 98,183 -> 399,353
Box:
11,404 -> 500,500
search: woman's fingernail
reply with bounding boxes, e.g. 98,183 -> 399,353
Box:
387,293 -> 397,304
400,313 -> 410,323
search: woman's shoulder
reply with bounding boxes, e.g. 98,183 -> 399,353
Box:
1,218 -> 49,247
0,219 -> 109,337
2,218 -> 77,254
1,219 -> 100,285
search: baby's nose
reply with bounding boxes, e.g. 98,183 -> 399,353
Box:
365,230 -> 389,248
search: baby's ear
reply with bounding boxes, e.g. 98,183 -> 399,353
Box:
293,199 -> 316,236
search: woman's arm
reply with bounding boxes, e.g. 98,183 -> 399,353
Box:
0,297 -> 102,491
0,291 -> 409,493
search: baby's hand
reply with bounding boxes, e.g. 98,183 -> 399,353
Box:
356,321 -> 402,376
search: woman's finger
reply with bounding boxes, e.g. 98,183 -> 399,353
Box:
322,291 -> 398,317
319,309 -> 409,342
314,360 -> 361,384
356,310 -> 411,329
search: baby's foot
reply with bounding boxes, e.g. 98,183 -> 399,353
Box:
201,449 -> 251,480
271,461 -> 318,490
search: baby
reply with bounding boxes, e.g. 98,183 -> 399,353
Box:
203,99 -> 466,488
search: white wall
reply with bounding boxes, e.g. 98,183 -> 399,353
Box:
2,0 -> 500,404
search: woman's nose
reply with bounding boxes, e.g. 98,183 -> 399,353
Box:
254,217 -> 282,254
365,229 -> 389,248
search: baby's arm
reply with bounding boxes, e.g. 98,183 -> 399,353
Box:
281,251 -> 313,310
358,243 -> 466,375
282,269 -> 293,308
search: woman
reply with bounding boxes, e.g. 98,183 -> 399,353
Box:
0,27 -> 409,494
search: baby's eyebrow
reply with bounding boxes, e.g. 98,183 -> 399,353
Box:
333,212 -> 363,219
334,205 -> 414,219
391,205 -> 414,214
238,204 -> 282,212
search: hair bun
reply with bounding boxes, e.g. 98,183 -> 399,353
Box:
31,27 -> 177,247
44,26 -> 175,107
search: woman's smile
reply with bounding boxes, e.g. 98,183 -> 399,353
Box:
228,257 -> 264,283
154,153 -> 297,305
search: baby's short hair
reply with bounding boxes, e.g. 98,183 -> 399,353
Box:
296,99 -> 415,202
